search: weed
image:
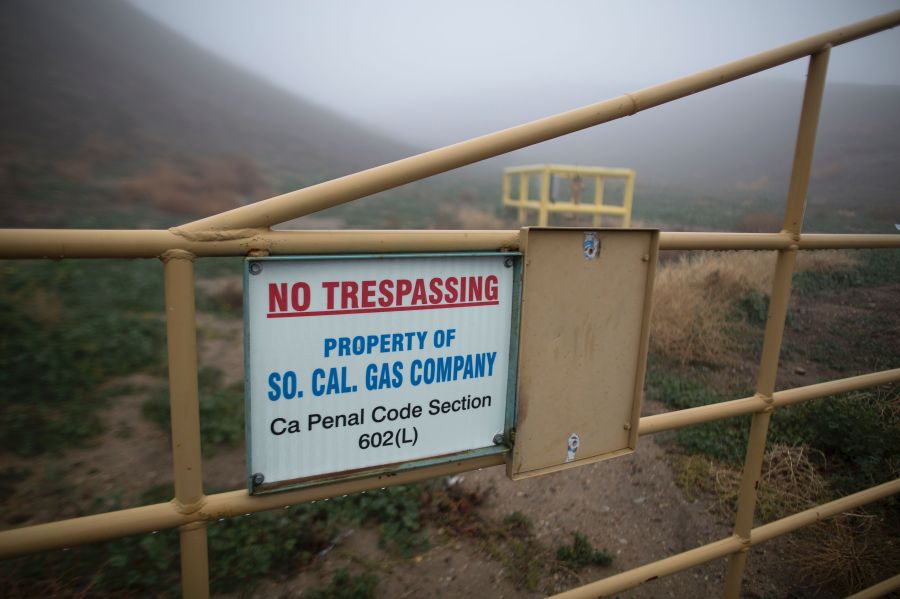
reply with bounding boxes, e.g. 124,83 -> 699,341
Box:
0,467 -> 30,502
769,386 -> 900,495
483,511 -> 544,591
785,512 -> 900,595
650,250 -> 857,366
646,364 -> 751,462
555,532 -> 614,570
793,249 -> 900,294
142,367 -> 244,456
0,260 -> 165,455
306,568 -> 379,599
341,484 -> 429,556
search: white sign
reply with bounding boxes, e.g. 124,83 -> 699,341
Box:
244,254 -> 516,491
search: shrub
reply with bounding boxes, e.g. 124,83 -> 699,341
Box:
556,532 -> 613,569
650,250 -> 858,366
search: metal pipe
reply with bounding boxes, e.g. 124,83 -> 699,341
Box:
0,501 -> 192,559
638,368 -> 900,436
724,47 -> 830,598
162,251 -> 205,509
3,229 -> 900,260
783,48 -> 831,238
162,251 -> 209,598
846,574 -> 900,599
179,523 -> 209,599
552,537 -> 745,599
176,11 -> 900,233
0,229 -> 521,259
750,478 -> 900,544
0,454 -> 505,559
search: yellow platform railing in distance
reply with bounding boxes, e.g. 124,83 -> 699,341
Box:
502,164 -> 635,227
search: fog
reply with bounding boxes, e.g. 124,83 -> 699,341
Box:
127,0 -> 900,148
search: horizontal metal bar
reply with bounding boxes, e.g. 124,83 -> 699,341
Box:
659,232 -> 900,250
176,10 -> 900,233
504,164 -> 634,177
0,453 -> 504,559
0,229 -> 520,259
846,574 -> 900,599
553,478 -> 900,598
500,199 -> 627,215
750,478 -> 900,545
639,368 -> 900,436
2,230 -> 899,260
553,536 -> 745,598
797,234 -> 900,249
660,232 -> 793,250
544,204 -> 628,215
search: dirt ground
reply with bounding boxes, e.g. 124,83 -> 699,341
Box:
3,280 -> 894,598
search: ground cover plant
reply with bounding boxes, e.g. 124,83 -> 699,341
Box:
648,247 -> 900,594
0,259 -> 165,456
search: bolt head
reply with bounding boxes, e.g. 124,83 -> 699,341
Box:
493,433 -> 505,445
252,473 -> 265,486
249,262 -> 262,275
504,257 -> 514,268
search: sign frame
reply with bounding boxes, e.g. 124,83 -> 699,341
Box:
243,251 -> 522,495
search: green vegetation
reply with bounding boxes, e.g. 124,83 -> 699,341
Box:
555,532 -> 614,570
142,367 -> 245,457
0,260 -> 165,455
0,481 -> 435,596
793,249 -> 900,295
306,569 -> 379,599
648,364 -> 899,496
646,364 -> 752,462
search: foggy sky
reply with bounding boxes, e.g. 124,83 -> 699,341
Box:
126,0 -> 900,146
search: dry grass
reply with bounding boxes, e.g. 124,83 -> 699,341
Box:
117,155 -> 271,216
674,443 -> 898,594
785,513 -> 900,595
650,250 -> 858,365
675,443 -> 830,522
436,203 -> 507,229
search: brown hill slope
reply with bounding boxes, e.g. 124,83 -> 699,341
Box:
0,0 -> 416,225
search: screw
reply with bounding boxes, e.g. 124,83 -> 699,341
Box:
249,262 -> 262,275
504,257 -> 514,268
251,473 -> 265,486
493,433 -> 505,445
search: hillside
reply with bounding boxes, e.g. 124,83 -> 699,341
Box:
0,0 -> 417,226
366,76 -> 900,208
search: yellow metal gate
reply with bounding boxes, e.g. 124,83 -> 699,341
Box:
1,10 -> 900,598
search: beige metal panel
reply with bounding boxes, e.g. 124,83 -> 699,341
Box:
509,228 -> 658,479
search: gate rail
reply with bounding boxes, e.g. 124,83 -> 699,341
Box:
2,10 -> 900,598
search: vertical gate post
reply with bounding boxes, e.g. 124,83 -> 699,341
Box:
162,249 -> 210,599
722,47 -> 830,598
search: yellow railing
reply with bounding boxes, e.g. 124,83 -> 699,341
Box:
2,10 -> 900,599
501,164 -> 635,227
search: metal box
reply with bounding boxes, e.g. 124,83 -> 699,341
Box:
508,227 -> 658,479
